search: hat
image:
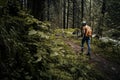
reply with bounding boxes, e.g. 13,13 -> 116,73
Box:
82,21 -> 87,26
82,21 -> 86,24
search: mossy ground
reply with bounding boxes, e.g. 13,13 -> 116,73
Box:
52,28 -> 120,80
0,9 -> 120,80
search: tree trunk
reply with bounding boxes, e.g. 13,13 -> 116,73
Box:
66,0 -> 70,29
63,0 -> 66,29
81,0 -> 84,35
81,0 -> 84,22
72,0 -> 75,28
47,0 -> 50,21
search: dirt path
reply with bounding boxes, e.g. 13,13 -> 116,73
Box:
65,39 -> 120,80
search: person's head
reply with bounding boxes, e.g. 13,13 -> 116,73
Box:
82,21 -> 87,26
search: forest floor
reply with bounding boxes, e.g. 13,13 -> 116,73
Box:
64,38 -> 120,80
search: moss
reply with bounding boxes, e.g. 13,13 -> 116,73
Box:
0,9 -> 107,80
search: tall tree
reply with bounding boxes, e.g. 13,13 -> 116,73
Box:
101,0 -> 106,17
81,0 -> 84,22
63,0 -> 66,29
72,0 -> 75,28
19,0 -> 27,9
47,0 -> 50,21
66,0 -> 70,28
80,0 -> 84,35
98,0 -> 106,37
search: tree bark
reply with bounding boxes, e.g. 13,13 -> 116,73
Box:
81,0 -> 84,22
66,0 -> 70,29
63,0 -> 66,29
47,0 -> 50,21
73,0 -> 75,28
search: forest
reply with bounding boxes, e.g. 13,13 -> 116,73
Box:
0,0 -> 120,80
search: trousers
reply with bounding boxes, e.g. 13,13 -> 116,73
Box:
81,36 -> 91,55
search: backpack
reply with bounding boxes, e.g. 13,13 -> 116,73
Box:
85,26 -> 92,37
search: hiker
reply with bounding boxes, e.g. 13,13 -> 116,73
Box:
81,21 -> 92,56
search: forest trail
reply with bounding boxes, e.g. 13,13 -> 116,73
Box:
65,38 -> 120,80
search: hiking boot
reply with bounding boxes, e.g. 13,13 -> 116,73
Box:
86,53 -> 91,59
86,53 -> 90,56
81,48 -> 84,53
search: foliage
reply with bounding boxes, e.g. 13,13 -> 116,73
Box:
0,0 -> 7,6
103,0 -> 120,39
0,7 -> 51,79
93,38 -> 120,64
106,0 -> 120,28
0,12 -> 106,79
0,1 -> 109,80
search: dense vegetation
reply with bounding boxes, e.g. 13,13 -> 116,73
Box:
0,9 -> 105,80
0,0 -> 120,80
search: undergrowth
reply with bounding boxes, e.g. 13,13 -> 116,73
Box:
92,38 -> 120,64
0,7 -> 106,80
